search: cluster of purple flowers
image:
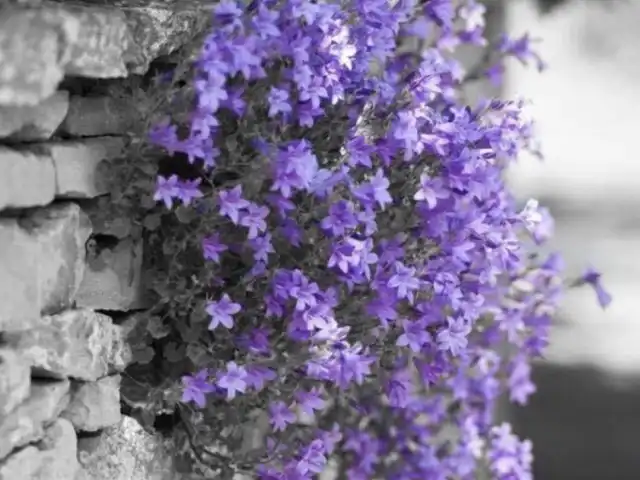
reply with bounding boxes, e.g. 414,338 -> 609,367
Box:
150,0 -> 611,478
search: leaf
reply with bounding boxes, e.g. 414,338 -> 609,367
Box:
146,315 -> 171,339
186,343 -> 207,365
132,346 -> 156,365
163,342 -> 186,363
109,217 -> 132,238
143,213 -> 162,231
175,206 -> 197,224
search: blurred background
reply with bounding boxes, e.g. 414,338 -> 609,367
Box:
501,0 -> 640,478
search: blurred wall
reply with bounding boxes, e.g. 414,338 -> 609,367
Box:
505,1 -> 640,478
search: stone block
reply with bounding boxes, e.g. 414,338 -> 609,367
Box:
40,137 -> 126,199
0,348 -> 31,418
0,378 -> 70,461
4,309 -> 131,381
0,146 -> 56,210
62,375 -> 122,432
0,202 -> 91,332
0,1 -> 213,107
77,415 -> 177,480
0,418 -> 79,480
60,95 -> 138,137
0,90 -> 69,141
75,237 -> 149,311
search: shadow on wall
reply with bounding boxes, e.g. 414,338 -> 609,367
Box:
511,362 -> 640,480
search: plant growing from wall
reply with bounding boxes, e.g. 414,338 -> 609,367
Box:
103,0 -> 612,478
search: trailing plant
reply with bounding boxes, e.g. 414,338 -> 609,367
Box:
105,0 -> 612,478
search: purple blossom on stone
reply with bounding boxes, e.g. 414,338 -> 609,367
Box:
216,361 -> 248,400
206,293 -> 241,330
239,202 -> 270,239
218,185 -> 250,224
153,174 -> 181,209
202,233 -> 228,263
578,266 -> 612,309
267,87 -> 292,118
181,369 -> 216,408
269,400 -> 296,432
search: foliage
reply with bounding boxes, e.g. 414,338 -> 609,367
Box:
101,0 -> 612,478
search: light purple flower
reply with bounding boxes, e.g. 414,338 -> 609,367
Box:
206,294 -> 241,330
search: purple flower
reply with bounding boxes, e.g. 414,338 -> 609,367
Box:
414,173 -> 449,208
216,361 -> 247,400
437,317 -> 472,356
218,185 -> 250,224
206,293 -> 241,330
181,369 -> 216,408
202,233 -> 227,263
321,200 -> 358,237
388,262 -> 420,302
396,319 -> 431,353
579,266 -> 612,309
153,174 -> 181,209
295,387 -> 326,417
269,400 -> 296,431
240,203 -> 270,239
267,87 -> 292,117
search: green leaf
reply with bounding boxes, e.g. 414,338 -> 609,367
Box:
175,206 -> 197,224
143,213 -> 162,231
132,346 -> 155,365
163,342 -> 186,363
109,217 -> 132,238
186,343 -> 207,365
146,315 -> 171,339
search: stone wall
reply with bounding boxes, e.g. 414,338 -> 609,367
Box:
0,1 -> 209,478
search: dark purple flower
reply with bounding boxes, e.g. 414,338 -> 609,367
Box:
181,369 -> 216,408
579,266 -> 612,309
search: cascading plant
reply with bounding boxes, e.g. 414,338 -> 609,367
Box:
139,0 -> 612,478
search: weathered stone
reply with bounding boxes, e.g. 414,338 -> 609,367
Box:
75,237 -> 149,311
0,90 -> 69,140
77,415 -> 178,480
4,309 -> 131,381
0,418 -> 79,480
0,202 -> 91,332
0,3 -> 132,107
60,95 -> 139,137
0,1 -> 213,108
62,375 -> 122,432
39,137 -> 126,199
122,0 -> 212,75
0,7 -> 65,107
0,379 -> 70,461
0,349 -> 31,418
82,196 -> 134,239
0,146 -> 56,210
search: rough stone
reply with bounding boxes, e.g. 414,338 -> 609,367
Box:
62,375 -> 122,432
0,1 -> 213,107
77,415 -> 178,480
60,95 -> 139,137
75,237 -> 149,311
0,90 -> 69,140
40,137 -> 126,199
0,379 -> 70,461
0,418 -> 79,480
0,348 -> 31,418
0,6 -> 66,107
121,0 -> 212,75
0,202 -> 91,332
0,3 -> 132,107
0,146 -> 56,210
82,196 -> 134,239
4,309 -> 131,381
